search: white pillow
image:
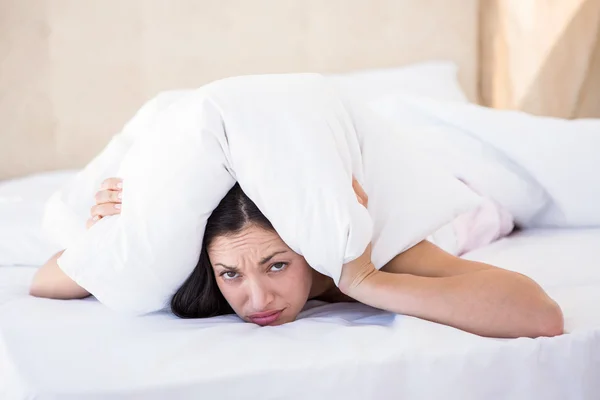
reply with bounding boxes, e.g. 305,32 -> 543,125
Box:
329,61 -> 469,103
394,96 -> 600,228
367,95 -> 550,227
42,61 -> 466,247
44,61 -> 467,246
48,74 -> 480,315
0,171 -> 77,265
42,90 -> 191,250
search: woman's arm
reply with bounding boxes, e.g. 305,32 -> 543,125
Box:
29,250 -> 90,299
30,177 -> 123,300
339,240 -> 564,338
342,179 -> 563,338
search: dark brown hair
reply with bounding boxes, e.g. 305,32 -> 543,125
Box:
170,183 -> 274,318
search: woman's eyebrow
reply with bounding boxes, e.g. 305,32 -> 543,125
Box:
259,250 -> 288,266
214,263 -> 239,271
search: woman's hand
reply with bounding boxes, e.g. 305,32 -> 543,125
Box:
30,177 -> 124,299
86,177 -> 123,229
338,178 -> 377,296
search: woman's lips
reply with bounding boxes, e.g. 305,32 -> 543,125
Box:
248,310 -> 283,326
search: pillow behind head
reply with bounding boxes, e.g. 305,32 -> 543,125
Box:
378,95 -> 600,228
368,94 -> 550,227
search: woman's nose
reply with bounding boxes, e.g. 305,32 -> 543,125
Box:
248,280 -> 275,311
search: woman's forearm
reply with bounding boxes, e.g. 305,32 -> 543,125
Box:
346,268 -> 564,338
29,250 -> 91,299
29,177 -> 122,300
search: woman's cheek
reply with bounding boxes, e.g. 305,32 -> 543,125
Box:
217,280 -> 242,310
285,262 -> 313,301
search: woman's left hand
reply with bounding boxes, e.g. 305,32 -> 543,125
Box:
338,178 -> 377,296
352,177 -> 368,208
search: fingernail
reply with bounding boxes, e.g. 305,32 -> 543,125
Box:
114,204 -> 121,209
117,182 -> 123,189
93,215 -> 100,221
117,192 -> 123,199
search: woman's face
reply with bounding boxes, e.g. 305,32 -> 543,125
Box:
207,225 -> 314,326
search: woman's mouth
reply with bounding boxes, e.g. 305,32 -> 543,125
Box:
248,309 -> 284,326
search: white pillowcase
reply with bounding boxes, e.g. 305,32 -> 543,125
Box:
330,61 -> 469,103
368,95 -> 550,227
47,74 -> 480,315
388,96 -> 600,228
0,171 -> 77,266
42,60 -> 468,249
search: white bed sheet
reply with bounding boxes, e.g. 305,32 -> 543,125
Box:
1,229 -> 599,400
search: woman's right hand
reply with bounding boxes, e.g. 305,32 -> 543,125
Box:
86,177 -> 123,229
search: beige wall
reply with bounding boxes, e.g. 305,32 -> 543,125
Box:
0,0 -> 478,180
480,0 -> 600,118
1,1 -> 598,180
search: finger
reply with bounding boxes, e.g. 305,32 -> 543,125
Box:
94,189 -> 122,205
352,177 -> 369,207
356,194 -> 366,207
354,188 -> 366,207
91,203 -> 121,218
100,177 -> 123,191
86,215 -> 101,230
352,178 -> 363,206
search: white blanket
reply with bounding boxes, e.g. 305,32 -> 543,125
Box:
45,74 -> 480,315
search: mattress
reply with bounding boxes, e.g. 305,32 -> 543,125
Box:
1,229 -> 599,400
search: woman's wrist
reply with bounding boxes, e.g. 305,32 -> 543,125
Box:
338,261 -> 379,299
340,269 -> 419,315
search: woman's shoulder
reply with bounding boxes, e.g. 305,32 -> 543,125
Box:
312,285 -> 356,304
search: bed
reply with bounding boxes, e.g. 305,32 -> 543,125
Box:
2,1 -> 599,399
2,228 -> 600,399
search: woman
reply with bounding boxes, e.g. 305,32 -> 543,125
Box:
30,177 -> 564,338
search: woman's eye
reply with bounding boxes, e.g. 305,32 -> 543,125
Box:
270,262 -> 287,272
221,271 -> 239,279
